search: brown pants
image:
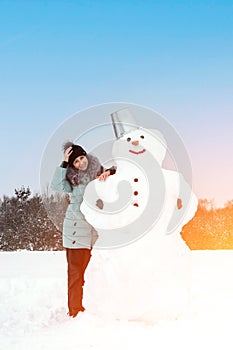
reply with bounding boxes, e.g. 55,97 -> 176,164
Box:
66,248 -> 92,315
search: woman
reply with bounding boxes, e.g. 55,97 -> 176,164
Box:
51,141 -> 116,317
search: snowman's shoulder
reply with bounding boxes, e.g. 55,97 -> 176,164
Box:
162,169 -> 180,182
162,169 -> 186,194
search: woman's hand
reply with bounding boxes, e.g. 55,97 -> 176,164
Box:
64,146 -> 73,162
96,170 -> 110,181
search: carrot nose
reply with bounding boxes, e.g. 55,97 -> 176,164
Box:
131,140 -> 139,146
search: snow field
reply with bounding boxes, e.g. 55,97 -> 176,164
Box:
1,250 -> 233,350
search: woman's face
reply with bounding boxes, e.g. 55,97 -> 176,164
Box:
73,155 -> 88,170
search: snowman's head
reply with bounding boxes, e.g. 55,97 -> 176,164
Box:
112,127 -> 167,166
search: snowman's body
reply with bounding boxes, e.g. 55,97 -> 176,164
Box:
82,158 -> 150,230
81,126 -> 198,322
81,127 -> 167,235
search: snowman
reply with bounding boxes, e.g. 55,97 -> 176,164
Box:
81,108 -> 198,322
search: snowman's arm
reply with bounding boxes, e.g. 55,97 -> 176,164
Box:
84,169 -> 119,207
163,169 -> 198,234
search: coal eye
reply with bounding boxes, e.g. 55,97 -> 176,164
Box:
127,137 -> 131,142
140,135 -> 144,139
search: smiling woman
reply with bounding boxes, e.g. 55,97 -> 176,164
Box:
50,140 -> 116,318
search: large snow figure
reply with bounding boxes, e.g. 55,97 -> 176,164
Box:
81,109 -> 198,322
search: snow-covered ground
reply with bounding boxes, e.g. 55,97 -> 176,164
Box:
1,250 -> 233,350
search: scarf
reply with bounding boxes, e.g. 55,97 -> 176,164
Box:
66,153 -> 103,186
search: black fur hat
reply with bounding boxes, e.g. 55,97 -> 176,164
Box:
63,141 -> 87,166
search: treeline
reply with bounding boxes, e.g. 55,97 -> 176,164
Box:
0,187 -> 233,251
0,186 -> 68,251
181,199 -> 233,249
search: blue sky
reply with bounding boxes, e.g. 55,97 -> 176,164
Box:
0,0 -> 232,206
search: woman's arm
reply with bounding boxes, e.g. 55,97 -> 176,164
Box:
105,166 -> 117,175
50,146 -> 73,193
50,164 -> 72,193
97,165 -> 117,181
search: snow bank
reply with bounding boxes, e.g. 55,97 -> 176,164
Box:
1,250 -> 233,350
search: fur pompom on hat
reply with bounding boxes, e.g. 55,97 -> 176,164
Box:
62,141 -> 87,166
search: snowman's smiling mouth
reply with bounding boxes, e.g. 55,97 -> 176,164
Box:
129,149 -> 146,155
